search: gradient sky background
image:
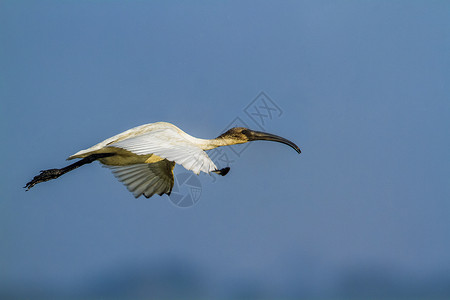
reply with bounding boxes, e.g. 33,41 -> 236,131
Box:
1,1 -> 449,298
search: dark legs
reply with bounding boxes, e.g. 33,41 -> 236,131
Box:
24,153 -> 115,190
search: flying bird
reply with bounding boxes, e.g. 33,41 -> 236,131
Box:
25,122 -> 301,198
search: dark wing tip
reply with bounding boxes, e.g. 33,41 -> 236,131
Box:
213,167 -> 230,176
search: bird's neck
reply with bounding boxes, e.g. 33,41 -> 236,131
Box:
183,135 -> 238,151
177,129 -> 243,150
200,137 -> 234,150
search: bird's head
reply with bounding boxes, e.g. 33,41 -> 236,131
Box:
216,127 -> 301,154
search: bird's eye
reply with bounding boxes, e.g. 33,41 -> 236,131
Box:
241,129 -> 249,135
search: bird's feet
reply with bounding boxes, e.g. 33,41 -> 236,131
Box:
24,169 -> 63,191
213,167 -> 230,176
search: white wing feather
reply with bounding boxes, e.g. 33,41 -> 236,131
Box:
106,160 -> 175,198
107,128 -> 217,175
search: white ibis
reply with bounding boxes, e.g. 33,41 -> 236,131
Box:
25,122 -> 301,198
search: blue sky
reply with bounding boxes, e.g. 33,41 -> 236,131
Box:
1,1 -> 449,298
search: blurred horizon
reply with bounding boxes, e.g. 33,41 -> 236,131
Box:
2,254 -> 450,299
1,1 -> 449,299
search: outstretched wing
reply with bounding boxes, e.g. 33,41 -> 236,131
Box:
107,128 -> 217,175
105,160 -> 176,198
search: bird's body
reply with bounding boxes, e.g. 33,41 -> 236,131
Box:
25,122 -> 300,198
69,122 -> 219,169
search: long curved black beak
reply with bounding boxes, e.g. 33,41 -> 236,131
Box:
248,130 -> 301,154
